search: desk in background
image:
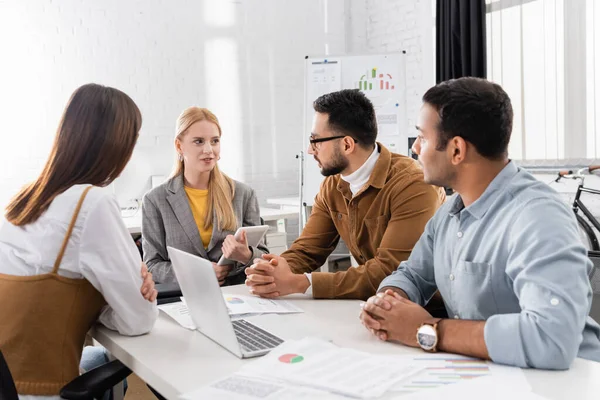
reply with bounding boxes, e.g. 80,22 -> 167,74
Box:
260,207 -> 298,255
122,213 -> 142,236
266,196 -> 300,210
93,284 -> 600,400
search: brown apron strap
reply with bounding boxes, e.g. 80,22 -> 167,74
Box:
52,186 -> 94,274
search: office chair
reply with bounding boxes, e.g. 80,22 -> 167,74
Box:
156,282 -> 183,305
0,350 -> 18,400
0,349 -> 131,400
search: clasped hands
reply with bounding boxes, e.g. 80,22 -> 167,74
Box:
244,254 -> 310,298
359,289 -> 434,347
244,256 -> 434,347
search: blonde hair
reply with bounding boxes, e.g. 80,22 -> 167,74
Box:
172,107 -> 237,231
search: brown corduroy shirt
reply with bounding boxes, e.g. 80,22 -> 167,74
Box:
283,143 -> 445,300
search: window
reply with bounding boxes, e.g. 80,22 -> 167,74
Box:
486,0 -> 599,161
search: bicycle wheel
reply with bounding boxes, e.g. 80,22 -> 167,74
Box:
576,214 -> 600,251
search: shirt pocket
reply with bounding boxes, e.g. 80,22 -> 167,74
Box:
363,215 -> 390,250
452,260 -> 498,319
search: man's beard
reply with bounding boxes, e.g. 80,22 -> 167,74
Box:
318,148 -> 349,176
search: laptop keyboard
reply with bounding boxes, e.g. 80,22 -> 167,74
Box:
232,319 -> 284,353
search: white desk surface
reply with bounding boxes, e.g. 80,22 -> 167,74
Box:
121,213 -> 142,235
121,208 -> 298,235
259,207 -> 299,222
93,285 -> 600,400
266,196 -> 300,208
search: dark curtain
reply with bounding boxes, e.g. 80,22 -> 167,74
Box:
436,0 -> 487,83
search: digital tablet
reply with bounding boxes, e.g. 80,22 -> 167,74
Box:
217,225 -> 270,266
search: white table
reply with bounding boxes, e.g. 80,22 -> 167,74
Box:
93,285 -> 600,400
259,208 -> 298,255
266,196 -> 300,210
121,213 -> 142,235
259,207 -> 299,222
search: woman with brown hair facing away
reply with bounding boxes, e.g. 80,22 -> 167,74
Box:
0,83 -> 158,400
142,107 -> 268,285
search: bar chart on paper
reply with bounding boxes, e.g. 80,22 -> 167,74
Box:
392,355 -> 492,393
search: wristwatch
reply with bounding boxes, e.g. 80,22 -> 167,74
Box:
416,318 -> 442,352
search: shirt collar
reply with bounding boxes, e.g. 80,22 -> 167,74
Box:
336,143 -> 391,198
340,145 -> 380,189
449,161 -> 519,219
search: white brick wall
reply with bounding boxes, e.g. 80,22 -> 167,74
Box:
0,0 -> 347,209
0,0 -> 434,217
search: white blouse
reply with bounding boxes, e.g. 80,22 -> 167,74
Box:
0,184 -> 158,400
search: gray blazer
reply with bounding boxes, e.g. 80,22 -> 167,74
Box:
142,174 -> 268,284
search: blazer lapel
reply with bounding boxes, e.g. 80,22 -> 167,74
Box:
166,176 -> 209,259
206,209 -> 223,253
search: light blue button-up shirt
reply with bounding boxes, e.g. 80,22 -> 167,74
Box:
379,161 -> 600,369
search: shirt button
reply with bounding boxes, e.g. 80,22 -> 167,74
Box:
337,213 -> 343,220
454,315 -> 460,319
457,231 -> 463,238
550,298 -> 560,306
449,274 -> 455,281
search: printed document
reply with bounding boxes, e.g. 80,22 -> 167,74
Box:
159,295 -> 301,330
390,353 -> 530,395
238,337 -> 421,399
222,294 -> 303,315
180,375 -> 349,400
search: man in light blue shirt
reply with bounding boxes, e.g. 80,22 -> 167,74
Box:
360,77 -> 600,369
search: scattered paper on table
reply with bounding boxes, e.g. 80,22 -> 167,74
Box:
179,341 -> 539,400
223,294 -> 303,316
159,300 -> 263,330
158,301 -> 195,330
180,375 -> 349,400
390,353 -> 531,396
238,337 -> 421,399
400,376 -> 545,400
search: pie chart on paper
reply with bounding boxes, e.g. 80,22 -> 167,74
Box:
278,354 -> 304,364
226,297 -> 244,305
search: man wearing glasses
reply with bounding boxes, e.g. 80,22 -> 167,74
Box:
245,89 -> 445,300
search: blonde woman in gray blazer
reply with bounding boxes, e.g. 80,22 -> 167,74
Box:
142,107 -> 268,285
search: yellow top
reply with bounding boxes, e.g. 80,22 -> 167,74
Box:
184,186 -> 213,249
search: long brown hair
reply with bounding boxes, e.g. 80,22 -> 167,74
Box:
6,83 -> 142,226
172,107 -> 236,231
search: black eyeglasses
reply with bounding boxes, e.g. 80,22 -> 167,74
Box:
309,135 -> 358,151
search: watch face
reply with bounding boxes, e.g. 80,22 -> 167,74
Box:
417,324 -> 437,351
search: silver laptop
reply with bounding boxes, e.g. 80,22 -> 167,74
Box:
167,246 -> 284,358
